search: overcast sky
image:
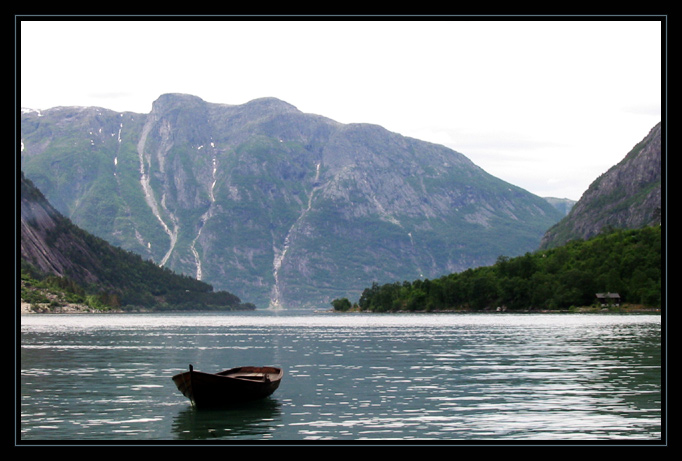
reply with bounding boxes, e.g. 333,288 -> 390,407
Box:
19,18 -> 663,201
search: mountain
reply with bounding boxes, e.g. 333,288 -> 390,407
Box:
543,197 -> 576,216
540,122 -> 662,249
20,172 -> 252,311
21,171 -> 101,285
21,94 -> 564,308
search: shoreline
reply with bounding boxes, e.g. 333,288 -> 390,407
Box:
20,301 -> 120,314
21,301 -> 660,315
340,304 -> 661,314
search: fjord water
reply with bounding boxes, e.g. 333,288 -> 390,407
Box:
20,311 -> 662,442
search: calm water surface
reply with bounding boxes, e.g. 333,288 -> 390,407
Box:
19,311 -> 662,443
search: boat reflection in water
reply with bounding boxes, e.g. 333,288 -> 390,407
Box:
172,398 -> 282,440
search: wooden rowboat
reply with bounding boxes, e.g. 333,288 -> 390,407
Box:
172,365 -> 283,408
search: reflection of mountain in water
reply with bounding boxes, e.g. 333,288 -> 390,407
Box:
171,398 -> 282,440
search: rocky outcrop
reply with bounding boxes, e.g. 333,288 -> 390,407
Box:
20,173 -> 100,284
20,172 -> 250,311
540,122 -> 661,249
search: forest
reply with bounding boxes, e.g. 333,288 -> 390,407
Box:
334,226 -> 661,312
20,256 -> 256,312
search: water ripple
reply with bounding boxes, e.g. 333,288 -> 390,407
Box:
20,312 -> 661,441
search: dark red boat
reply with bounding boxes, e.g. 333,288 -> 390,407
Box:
172,365 -> 283,408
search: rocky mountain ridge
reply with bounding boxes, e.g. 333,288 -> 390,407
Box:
540,122 -> 662,249
21,93 -> 564,308
21,172 -> 100,284
20,172 -> 251,311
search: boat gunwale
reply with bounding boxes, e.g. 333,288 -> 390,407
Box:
214,366 -> 283,382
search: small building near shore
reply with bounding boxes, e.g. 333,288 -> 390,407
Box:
596,292 -> 621,306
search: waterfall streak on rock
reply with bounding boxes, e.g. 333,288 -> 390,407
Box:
270,163 -> 321,309
190,156 -> 218,280
136,119 -> 178,266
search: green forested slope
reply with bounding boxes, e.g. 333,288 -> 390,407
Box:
343,226 -> 661,312
20,173 -> 254,312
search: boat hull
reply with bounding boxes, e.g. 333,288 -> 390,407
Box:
172,366 -> 283,408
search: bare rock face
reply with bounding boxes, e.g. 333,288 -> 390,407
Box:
21,94 -> 564,308
20,173 -> 99,284
540,122 -> 662,250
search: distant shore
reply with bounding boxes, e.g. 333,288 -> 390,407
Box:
341,304 -> 661,314
434,306 -> 661,314
20,301 -> 122,314
21,301 -> 660,315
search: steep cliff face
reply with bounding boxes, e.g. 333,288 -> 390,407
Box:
20,172 -> 250,310
20,173 -> 97,284
21,94 -> 563,308
540,122 -> 662,249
